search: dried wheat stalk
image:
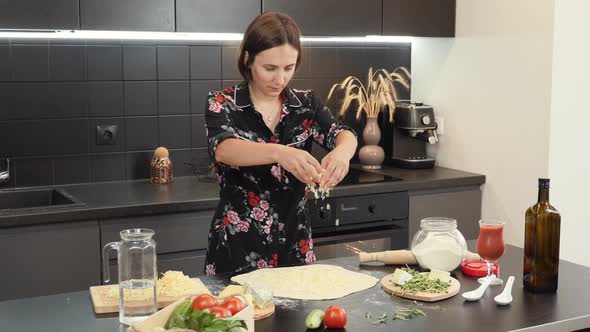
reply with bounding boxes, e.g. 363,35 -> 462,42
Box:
327,67 -> 411,122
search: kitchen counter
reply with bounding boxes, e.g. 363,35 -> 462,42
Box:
0,165 -> 485,228
1,242 -> 588,332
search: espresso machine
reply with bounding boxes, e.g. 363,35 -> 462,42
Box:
387,101 -> 438,169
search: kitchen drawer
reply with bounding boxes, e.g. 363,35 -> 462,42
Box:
334,191 -> 408,225
0,221 -> 100,301
100,210 -> 213,255
105,250 -> 206,284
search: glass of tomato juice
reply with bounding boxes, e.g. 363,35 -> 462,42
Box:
476,220 -> 506,285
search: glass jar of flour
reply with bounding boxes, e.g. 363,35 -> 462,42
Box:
410,217 -> 467,272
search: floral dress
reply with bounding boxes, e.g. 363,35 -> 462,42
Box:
203,81 -> 354,276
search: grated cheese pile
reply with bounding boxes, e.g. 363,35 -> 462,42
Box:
108,270 -> 204,300
157,270 -> 202,297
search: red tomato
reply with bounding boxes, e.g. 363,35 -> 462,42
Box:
210,305 -> 233,318
191,294 -> 218,311
220,296 -> 247,315
323,305 -> 347,328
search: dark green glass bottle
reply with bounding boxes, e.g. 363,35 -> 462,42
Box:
523,178 -> 561,292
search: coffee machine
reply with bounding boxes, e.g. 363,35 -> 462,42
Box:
387,101 -> 438,169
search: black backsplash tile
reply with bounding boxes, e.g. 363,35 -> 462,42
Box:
0,44 -> 11,81
125,151 -> 152,180
123,46 -> 157,81
158,46 -> 190,80
220,47 -> 240,80
90,118 -> 125,153
158,81 -> 190,115
86,45 -> 122,81
125,117 -> 158,151
10,45 -> 49,81
0,40 -> 410,187
14,157 -> 53,187
159,115 -> 191,149
310,48 -> 340,77
192,46 -> 222,80
124,81 -> 158,116
169,149 -> 194,177
1,119 -> 88,157
88,82 -> 124,117
0,83 -> 49,120
53,155 -> 90,185
190,80 -> 221,114
191,147 -> 212,175
191,115 -> 207,148
48,82 -> 88,118
91,153 -> 126,182
49,45 -> 86,81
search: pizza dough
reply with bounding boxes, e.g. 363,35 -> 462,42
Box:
230,264 -> 379,300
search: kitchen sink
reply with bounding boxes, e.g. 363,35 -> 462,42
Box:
0,188 -> 85,214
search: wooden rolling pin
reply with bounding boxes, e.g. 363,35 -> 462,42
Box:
358,249 -> 482,265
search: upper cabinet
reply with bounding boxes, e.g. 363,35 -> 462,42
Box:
0,0 -> 79,30
383,0 -> 456,37
80,0 -> 175,31
263,0 -> 382,36
177,0 -> 261,33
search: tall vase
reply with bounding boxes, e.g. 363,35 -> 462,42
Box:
358,116 -> 385,169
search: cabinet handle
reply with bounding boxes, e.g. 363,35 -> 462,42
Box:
340,204 -> 358,212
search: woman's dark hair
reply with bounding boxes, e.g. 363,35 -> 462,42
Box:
237,12 -> 302,81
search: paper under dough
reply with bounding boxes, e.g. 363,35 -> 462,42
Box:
230,264 -> 379,300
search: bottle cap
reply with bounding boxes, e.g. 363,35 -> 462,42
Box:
461,261 -> 500,277
538,178 -> 550,189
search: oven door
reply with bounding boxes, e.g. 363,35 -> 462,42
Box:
313,221 -> 408,261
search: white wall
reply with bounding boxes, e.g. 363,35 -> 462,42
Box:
411,0 -> 555,247
548,0 -> 590,267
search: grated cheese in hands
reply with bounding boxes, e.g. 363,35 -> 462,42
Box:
306,183 -> 330,200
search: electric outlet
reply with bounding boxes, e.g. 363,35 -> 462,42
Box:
96,125 -> 118,145
435,117 -> 445,135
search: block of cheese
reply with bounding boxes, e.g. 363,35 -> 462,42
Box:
218,285 -> 253,304
390,268 -> 413,286
427,269 -> 451,283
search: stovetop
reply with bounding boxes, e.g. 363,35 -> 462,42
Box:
337,168 -> 402,186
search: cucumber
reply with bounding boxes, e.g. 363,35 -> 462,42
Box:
305,309 -> 325,329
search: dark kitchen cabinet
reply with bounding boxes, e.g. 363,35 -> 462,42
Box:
176,0 -> 261,33
80,0 -> 175,32
0,221 -> 100,301
100,210 -> 213,284
383,0 -> 456,37
0,0 -> 79,30
409,186 -> 481,240
263,0 -> 382,36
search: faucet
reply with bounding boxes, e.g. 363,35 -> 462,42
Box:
0,158 -> 10,184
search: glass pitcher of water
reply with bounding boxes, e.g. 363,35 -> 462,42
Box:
103,228 -> 158,325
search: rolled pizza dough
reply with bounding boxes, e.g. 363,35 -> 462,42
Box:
230,264 -> 379,300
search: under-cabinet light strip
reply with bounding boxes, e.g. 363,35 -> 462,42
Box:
0,30 -> 412,43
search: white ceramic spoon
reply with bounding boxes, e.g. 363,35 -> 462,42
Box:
462,276 -> 494,301
494,276 -> 515,305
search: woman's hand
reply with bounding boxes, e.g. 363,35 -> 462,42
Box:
275,145 -> 324,185
319,149 -> 350,190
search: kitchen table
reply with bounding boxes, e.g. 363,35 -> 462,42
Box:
1,242 -> 589,332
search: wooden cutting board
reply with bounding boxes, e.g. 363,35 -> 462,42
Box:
380,273 -> 460,302
90,278 -> 210,314
254,302 -> 275,320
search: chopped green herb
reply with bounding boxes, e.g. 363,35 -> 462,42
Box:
399,266 -> 451,295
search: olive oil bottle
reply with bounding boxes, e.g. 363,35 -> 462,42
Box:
523,178 -> 561,292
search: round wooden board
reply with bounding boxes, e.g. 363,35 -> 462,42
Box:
254,302 -> 275,320
380,273 -> 461,302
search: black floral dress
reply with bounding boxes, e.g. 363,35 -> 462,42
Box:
203,81 -> 354,276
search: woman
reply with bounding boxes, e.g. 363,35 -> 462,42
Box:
204,12 -> 357,275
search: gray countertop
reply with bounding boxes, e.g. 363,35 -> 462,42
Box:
0,165 -> 485,228
1,243 -> 589,332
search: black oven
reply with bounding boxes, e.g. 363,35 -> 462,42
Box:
306,169 -> 409,260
